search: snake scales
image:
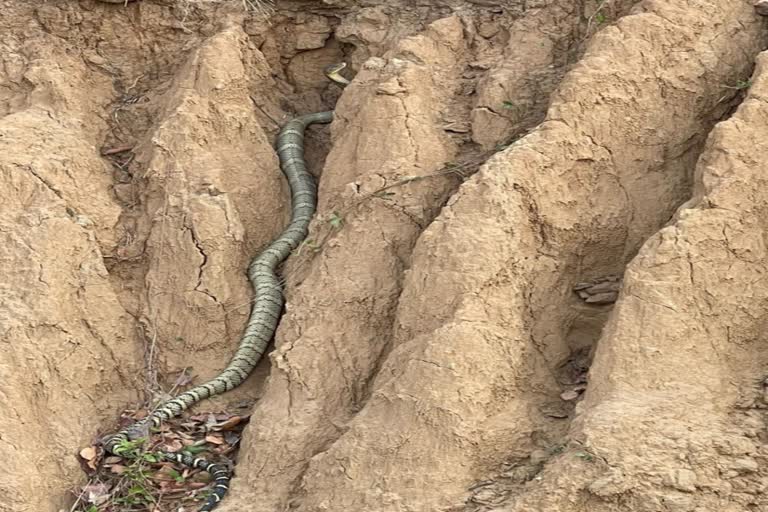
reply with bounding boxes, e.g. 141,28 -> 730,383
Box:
101,64 -> 349,511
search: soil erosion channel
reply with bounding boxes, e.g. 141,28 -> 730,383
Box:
1,1 -> 768,512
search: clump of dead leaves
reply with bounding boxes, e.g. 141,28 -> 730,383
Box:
72,407 -> 250,512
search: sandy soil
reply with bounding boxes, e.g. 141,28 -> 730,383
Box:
2,0 -> 768,511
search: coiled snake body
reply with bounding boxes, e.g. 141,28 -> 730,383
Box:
102,63 -> 349,511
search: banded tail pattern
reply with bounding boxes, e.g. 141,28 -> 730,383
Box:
102,111 -> 334,511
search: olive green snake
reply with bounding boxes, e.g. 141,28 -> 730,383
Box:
98,62 -> 350,511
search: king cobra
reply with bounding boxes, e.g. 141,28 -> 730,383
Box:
101,62 -> 350,512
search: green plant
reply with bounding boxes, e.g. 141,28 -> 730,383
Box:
595,12 -> 606,24
501,100 -> 515,110
329,212 -> 344,229
169,468 -> 186,483
113,483 -> 153,507
294,238 -> 320,257
549,443 -> 566,455
574,450 -> 595,462
181,443 -> 209,456
140,452 -> 159,463
113,437 -> 147,457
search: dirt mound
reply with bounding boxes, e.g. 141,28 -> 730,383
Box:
2,1 -> 768,511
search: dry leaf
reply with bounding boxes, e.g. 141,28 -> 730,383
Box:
162,439 -> 184,452
79,446 -> 99,470
83,483 -> 111,505
153,465 -> 179,481
79,446 -> 97,461
224,431 -> 240,445
213,416 -> 242,430
101,144 -> 134,156
205,434 -> 224,445
109,464 -> 127,475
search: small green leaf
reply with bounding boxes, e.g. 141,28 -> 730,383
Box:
329,212 -> 344,229
595,12 -> 606,24
115,437 -> 146,456
501,100 -> 515,110
549,444 -> 565,455
182,444 -> 208,455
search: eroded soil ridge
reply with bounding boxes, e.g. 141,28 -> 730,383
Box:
1,1 -> 767,511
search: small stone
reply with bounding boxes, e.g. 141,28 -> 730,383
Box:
755,0 -> 768,16
376,78 -> 407,95
444,122 -> 471,133
529,449 -> 549,465
468,61 -> 491,70
84,51 -> 106,66
113,183 -> 134,203
540,402 -> 569,418
588,470 -> 629,497
663,469 -> 697,492
586,281 -> 621,293
477,20 -> 500,39
471,487 -> 498,503
362,57 -> 386,71
560,390 -> 580,401
573,282 -> 593,291
294,15 -> 331,50
713,436 -> 755,456
729,457 -> 759,474
75,214 -> 94,227
585,291 -> 619,304
501,464 -> 538,483
660,492 -> 694,510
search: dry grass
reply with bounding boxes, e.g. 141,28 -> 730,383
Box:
240,0 -> 274,15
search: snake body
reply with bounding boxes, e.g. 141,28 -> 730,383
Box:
103,102 -> 341,508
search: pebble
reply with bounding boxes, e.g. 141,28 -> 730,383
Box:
529,449 -> 549,465
663,468 -> 697,492
574,275 -> 622,304
585,291 -> 619,304
729,457 -> 759,474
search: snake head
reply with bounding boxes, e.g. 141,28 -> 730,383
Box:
323,62 -> 351,86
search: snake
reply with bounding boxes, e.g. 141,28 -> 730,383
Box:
100,62 -> 350,511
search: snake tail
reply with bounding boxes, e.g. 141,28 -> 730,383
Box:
102,110 -> 334,511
